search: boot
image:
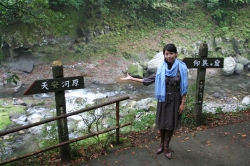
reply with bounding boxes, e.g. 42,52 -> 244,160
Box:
157,129 -> 165,154
164,130 -> 174,159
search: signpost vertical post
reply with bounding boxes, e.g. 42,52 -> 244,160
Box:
182,42 -> 224,126
52,61 -> 71,162
24,61 -> 85,162
194,43 -> 208,126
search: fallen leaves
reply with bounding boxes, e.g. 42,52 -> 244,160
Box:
205,110 -> 250,128
233,135 -> 238,140
238,133 -> 247,138
10,109 -> 250,166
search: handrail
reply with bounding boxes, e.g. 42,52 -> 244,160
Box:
0,95 -> 130,165
0,96 -> 129,137
0,122 -> 131,165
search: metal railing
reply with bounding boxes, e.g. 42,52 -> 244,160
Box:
0,96 -> 130,165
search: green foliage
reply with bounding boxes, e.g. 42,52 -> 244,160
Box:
48,0 -> 85,9
6,72 -> 19,85
198,0 -> 250,8
182,83 -> 197,128
211,8 -> 226,22
0,49 -> 4,63
0,110 -> 11,130
215,106 -> 223,113
132,110 -> 156,131
236,104 -> 250,112
185,83 -> 196,112
182,109 -> 197,128
0,0 -> 71,35
39,121 -> 59,150
195,0 -> 250,28
0,101 -> 26,130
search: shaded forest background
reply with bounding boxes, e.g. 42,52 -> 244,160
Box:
0,0 -> 250,64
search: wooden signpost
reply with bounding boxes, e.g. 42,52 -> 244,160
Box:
182,42 -> 224,125
24,61 -> 84,162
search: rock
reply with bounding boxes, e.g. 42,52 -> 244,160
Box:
235,54 -> 250,66
241,96 -> 250,105
7,54 -> 35,73
13,98 -> 27,105
245,63 -> 250,71
213,92 -> 222,98
17,99 -> 27,106
136,98 -> 153,111
234,63 -> 244,75
139,61 -> 148,70
126,101 -> 137,109
222,56 -> 236,76
148,103 -> 157,112
214,37 -> 234,55
231,38 -> 241,55
28,126 -> 43,135
14,82 -> 23,92
147,52 -> 164,73
128,63 -> 144,78
75,97 -> 86,105
11,115 -> 28,124
18,130 -> 25,134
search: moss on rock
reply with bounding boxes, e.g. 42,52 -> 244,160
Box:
0,100 -> 26,130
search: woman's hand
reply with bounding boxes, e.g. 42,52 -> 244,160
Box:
120,73 -> 133,81
178,102 -> 185,114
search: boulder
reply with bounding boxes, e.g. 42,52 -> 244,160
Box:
241,96 -> 250,105
136,98 -> 153,111
246,63 -> 250,71
235,54 -> 250,66
234,63 -> 244,75
147,52 -> 164,73
19,60 -> 34,73
128,63 -> 144,78
222,56 -> 236,76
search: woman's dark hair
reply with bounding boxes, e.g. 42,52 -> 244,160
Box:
163,44 -> 177,55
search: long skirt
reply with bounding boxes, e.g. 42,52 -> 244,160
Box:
155,91 -> 182,130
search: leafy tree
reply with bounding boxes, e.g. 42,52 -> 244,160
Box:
0,0 -> 68,84
0,0 -> 70,33
48,0 -> 85,9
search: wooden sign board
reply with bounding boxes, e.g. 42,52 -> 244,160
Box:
182,58 -> 224,68
24,76 -> 84,95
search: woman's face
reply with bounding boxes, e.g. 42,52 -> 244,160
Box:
164,50 -> 177,64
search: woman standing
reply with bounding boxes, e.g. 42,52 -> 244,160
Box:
120,43 -> 188,159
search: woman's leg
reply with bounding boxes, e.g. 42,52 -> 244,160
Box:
164,130 -> 174,159
157,129 -> 165,154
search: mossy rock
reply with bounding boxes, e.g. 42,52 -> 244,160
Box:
128,63 -> 144,78
0,104 -> 26,130
0,111 -> 11,130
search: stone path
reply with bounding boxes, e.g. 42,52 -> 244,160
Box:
75,121 -> 250,166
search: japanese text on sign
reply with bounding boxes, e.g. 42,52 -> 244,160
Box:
193,59 -> 221,67
182,58 -> 224,69
41,79 -> 80,90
